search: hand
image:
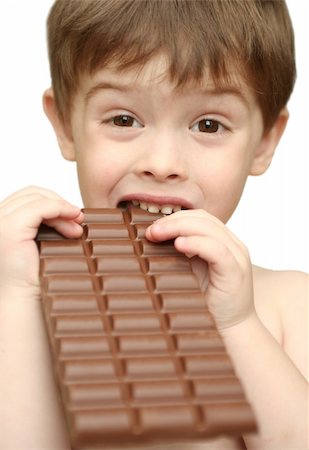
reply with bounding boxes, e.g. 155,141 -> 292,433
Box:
0,186 -> 84,297
146,209 -> 255,330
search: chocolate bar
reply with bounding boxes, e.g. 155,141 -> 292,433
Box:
37,208 -> 256,448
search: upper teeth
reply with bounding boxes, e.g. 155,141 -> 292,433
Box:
132,200 -> 181,215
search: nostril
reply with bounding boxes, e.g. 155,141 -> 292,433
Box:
142,171 -> 179,180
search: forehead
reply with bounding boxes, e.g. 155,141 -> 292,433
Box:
80,54 -> 253,106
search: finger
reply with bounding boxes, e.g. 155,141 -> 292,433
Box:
157,209 -> 227,230
190,256 -> 209,292
174,235 -> 239,278
147,215 -> 223,241
1,198 -> 83,240
0,187 -> 79,220
45,215 -> 84,238
0,185 -> 62,209
149,209 -> 245,249
146,216 -> 244,262
0,193 -> 60,216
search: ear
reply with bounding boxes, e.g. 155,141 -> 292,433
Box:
42,88 -> 76,161
250,108 -> 289,176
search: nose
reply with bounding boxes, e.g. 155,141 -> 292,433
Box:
136,131 -> 188,183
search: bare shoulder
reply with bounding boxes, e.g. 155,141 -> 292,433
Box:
252,265 -> 307,300
252,266 -> 308,379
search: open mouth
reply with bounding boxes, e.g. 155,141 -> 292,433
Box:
118,200 -> 185,215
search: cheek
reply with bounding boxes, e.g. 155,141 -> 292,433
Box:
216,177 -> 247,222
75,150 -> 122,206
197,161 -> 250,223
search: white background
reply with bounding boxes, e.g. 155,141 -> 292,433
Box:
0,0 -> 307,272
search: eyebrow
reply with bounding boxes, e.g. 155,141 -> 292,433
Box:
85,81 -> 136,103
85,80 -> 251,109
201,87 -> 251,109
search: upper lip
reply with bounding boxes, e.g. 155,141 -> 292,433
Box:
118,193 -> 193,209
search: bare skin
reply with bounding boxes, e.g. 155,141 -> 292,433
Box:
0,188 -> 307,450
0,59 -> 307,449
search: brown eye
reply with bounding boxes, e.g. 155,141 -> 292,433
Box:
113,115 -> 135,127
198,119 -> 219,133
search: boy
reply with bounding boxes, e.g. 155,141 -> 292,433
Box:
0,0 -> 307,449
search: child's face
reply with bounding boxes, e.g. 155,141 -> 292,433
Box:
66,57 -> 265,223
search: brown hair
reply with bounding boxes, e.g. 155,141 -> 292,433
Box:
47,0 -> 296,130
